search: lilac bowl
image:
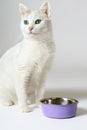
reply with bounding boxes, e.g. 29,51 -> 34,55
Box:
40,97 -> 78,119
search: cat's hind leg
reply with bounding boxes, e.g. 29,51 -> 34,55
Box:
2,100 -> 14,106
0,87 -> 16,106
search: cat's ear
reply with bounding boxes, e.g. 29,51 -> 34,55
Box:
19,3 -> 31,16
40,1 -> 51,17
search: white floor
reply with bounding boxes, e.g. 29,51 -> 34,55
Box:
0,88 -> 87,130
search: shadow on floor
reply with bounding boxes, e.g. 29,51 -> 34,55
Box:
77,107 -> 87,117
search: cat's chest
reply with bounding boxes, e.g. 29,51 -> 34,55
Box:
21,42 -> 50,60
19,42 -> 51,71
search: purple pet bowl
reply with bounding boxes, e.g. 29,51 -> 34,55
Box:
40,97 -> 78,119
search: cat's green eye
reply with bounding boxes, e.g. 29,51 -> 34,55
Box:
24,20 -> 29,25
35,19 -> 41,24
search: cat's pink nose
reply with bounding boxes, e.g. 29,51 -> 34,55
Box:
29,26 -> 33,32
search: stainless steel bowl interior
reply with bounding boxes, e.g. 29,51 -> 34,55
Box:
40,97 -> 78,105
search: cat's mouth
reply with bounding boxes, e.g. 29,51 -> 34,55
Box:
26,30 -> 40,35
30,32 -> 34,34
27,31 -> 38,35
26,32 -> 34,35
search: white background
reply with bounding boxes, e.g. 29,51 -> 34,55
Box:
0,0 -> 87,130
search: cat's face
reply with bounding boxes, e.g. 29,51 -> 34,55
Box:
19,2 -> 51,38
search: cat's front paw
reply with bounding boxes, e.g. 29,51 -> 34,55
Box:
20,105 -> 31,112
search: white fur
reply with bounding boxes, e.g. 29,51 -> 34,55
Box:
0,2 -> 55,112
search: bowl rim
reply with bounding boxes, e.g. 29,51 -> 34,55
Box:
40,97 -> 78,106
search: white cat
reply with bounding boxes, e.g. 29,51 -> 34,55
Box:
0,1 -> 55,112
